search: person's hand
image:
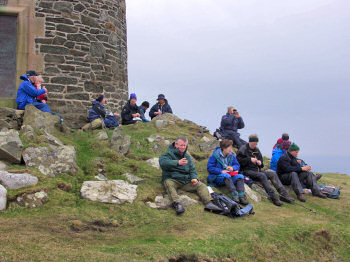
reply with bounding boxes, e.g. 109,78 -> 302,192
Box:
191,179 -> 199,185
226,166 -> 234,172
42,100 -> 47,104
297,159 -> 302,164
221,170 -> 229,174
234,111 -> 240,118
257,160 -> 262,166
43,87 -> 47,93
114,113 -> 120,117
178,158 -> 188,166
251,158 -> 257,164
302,166 -> 312,172
155,111 -> 162,115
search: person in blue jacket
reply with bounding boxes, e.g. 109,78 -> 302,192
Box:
139,101 -> 150,122
149,94 -> 173,119
16,70 -> 50,112
220,106 -> 246,148
88,94 -> 120,128
207,139 -> 249,205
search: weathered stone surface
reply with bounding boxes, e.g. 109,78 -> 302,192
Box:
81,15 -> 100,28
0,107 -> 23,130
0,129 -> 23,164
53,2 -> 73,14
146,194 -> 199,209
16,191 -> 48,209
251,183 -> 268,197
90,42 -> 105,57
244,184 -> 262,202
147,135 -> 171,154
0,161 -> 7,171
0,184 -> 6,210
0,171 -> 38,190
123,173 -> 144,185
23,146 -> 78,177
146,158 -> 160,170
40,45 -> 70,55
22,105 -> 61,134
94,131 -> 108,140
51,77 -> 78,85
81,180 -> 137,204
199,140 -> 220,152
110,128 -> 130,155
152,114 -> 181,129
56,24 -> 78,33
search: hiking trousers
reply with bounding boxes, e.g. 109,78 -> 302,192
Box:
278,172 -> 304,195
163,179 -> 212,204
279,171 -> 321,195
225,132 -> 247,148
224,177 -> 245,194
243,170 -> 286,196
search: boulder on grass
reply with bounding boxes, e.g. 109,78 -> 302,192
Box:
146,194 -> 199,209
110,128 -> 131,155
16,190 -> 48,208
0,129 -> 23,164
146,158 -> 160,169
0,171 -> 38,190
0,184 -> 6,210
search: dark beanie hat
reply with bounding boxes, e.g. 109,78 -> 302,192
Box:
26,70 -> 38,77
288,143 -> 300,152
282,133 -> 289,141
130,93 -> 137,100
96,94 -> 104,102
249,134 -> 259,143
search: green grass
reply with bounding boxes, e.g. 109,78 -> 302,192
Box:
1,121 -> 350,261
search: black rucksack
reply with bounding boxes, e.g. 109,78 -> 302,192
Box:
205,192 -> 254,218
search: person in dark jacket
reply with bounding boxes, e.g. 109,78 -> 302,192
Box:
207,139 -> 249,205
159,136 -> 221,215
16,70 -> 50,112
149,94 -> 173,119
88,94 -> 120,128
121,93 -> 141,125
139,101 -> 150,122
220,106 -> 246,148
276,143 -> 326,202
236,134 -> 295,206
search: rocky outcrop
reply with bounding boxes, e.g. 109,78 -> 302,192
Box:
123,173 -> 144,185
16,190 -> 48,209
23,145 -> 78,177
0,161 -> 7,171
0,184 -> 6,210
147,135 -> 171,154
94,131 -> 108,140
0,129 -> 23,164
80,180 -> 138,204
110,128 -> 131,155
146,194 -> 200,209
244,184 -> 262,202
151,114 -> 181,129
146,158 -> 161,170
0,107 -> 24,130
0,171 -> 38,190
199,140 -> 220,152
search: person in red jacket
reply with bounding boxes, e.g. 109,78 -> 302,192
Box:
34,75 -> 48,104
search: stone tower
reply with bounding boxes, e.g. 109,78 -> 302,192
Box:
0,0 -> 128,127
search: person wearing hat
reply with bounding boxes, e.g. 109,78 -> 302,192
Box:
139,101 -> 150,122
16,70 -> 50,112
87,93 -> 120,129
121,93 -> 141,125
149,94 -> 173,119
276,143 -> 326,202
220,106 -> 247,148
237,134 -> 295,206
270,134 -> 292,171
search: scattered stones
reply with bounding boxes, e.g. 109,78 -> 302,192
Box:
0,129 -> 23,164
244,184 -> 262,202
16,190 -> 48,208
123,173 -> 144,184
0,184 -> 6,210
146,158 -> 160,170
23,145 -> 78,177
95,172 -> 108,181
199,140 -> 220,152
147,135 -> 171,153
0,171 -> 38,190
80,180 -> 138,204
146,194 -> 199,209
110,128 -> 131,155
94,131 -> 108,140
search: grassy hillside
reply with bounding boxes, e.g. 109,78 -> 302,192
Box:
0,121 -> 349,262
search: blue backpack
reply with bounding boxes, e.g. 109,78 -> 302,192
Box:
319,184 -> 341,199
205,192 -> 254,218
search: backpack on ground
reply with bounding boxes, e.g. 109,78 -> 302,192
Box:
319,184 -> 341,199
213,128 -> 227,140
205,192 -> 254,218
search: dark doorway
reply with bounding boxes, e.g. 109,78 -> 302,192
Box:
0,15 -> 17,98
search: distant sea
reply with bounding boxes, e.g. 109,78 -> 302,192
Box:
301,155 -> 350,176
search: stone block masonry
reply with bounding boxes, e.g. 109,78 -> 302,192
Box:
34,0 -> 128,127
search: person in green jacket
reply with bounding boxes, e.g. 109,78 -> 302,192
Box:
159,136 -> 221,215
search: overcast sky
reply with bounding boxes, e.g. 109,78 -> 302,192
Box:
126,0 -> 350,173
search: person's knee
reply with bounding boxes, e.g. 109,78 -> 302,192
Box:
256,173 -> 267,182
164,179 -> 175,188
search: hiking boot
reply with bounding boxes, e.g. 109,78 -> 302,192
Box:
270,193 -> 283,206
279,194 -> 295,204
172,201 -> 185,215
313,191 -> 327,199
297,194 -> 306,202
231,192 -> 239,204
315,174 -> 323,181
205,201 -> 222,212
239,196 -> 249,205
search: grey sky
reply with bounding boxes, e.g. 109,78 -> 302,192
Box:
126,0 -> 350,172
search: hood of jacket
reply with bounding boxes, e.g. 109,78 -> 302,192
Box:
20,75 -> 30,81
92,100 -> 104,107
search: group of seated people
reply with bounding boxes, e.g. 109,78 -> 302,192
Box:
160,133 -> 327,215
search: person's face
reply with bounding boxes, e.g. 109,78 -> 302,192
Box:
249,142 -> 258,149
228,108 -> 235,114
158,98 -> 165,104
35,78 -> 42,85
30,76 -> 37,84
175,140 -> 187,153
222,145 -> 232,156
130,98 -> 137,105
290,150 -> 299,158
143,106 -> 148,111
101,98 -> 106,105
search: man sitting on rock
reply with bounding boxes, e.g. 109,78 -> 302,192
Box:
207,139 -> 249,205
121,93 -> 141,125
220,106 -> 246,148
16,70 -> 50,113
139,101 -> 150,122
149,94 -> 173,119
236,134 -> 295,206
276,143 -> 326,202
88,94 -> 120,129
159,136 -> 221,215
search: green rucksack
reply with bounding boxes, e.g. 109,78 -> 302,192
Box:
319,184 -> 341,199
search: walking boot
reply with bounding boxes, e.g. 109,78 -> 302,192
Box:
297,194 -> 306,202
238,192 -> 249,205
270,193 -> 283,206
172,201 -> 185,215
231,192 -> 239,204
278,189 -> 295,203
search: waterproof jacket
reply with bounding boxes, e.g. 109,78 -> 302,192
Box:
149,99 -> 173,119
138,106 -> 147,121
270,147 -> 285,171
121,101 -> 140,125
220,113 -> 245,135
89,101 -> 106,122
276,151 -> 302,175
159,143 -> 198,184
236,143 -> 264,172
16,75 -> 46,110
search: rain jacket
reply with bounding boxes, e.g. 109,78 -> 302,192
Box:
16,75 -> 46,110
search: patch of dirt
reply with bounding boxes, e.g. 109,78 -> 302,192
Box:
70,219 -> 120,233
57,182 -> 72,192
166,255 -> 236,262
313,229 -> 333,251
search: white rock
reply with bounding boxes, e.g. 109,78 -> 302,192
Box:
80,180 -> 138,204
0,171 -> 38,190
0,161 -> 7,171
123,173 -> 144,184
147,194 -> 200,209
244,184 -> 262,202
0,184 -> 7,210
0,129 -> 23,164
94,131 -> 108,140
146,158 -> 160,169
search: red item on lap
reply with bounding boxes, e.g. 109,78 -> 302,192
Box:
228,171 -> 239,176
